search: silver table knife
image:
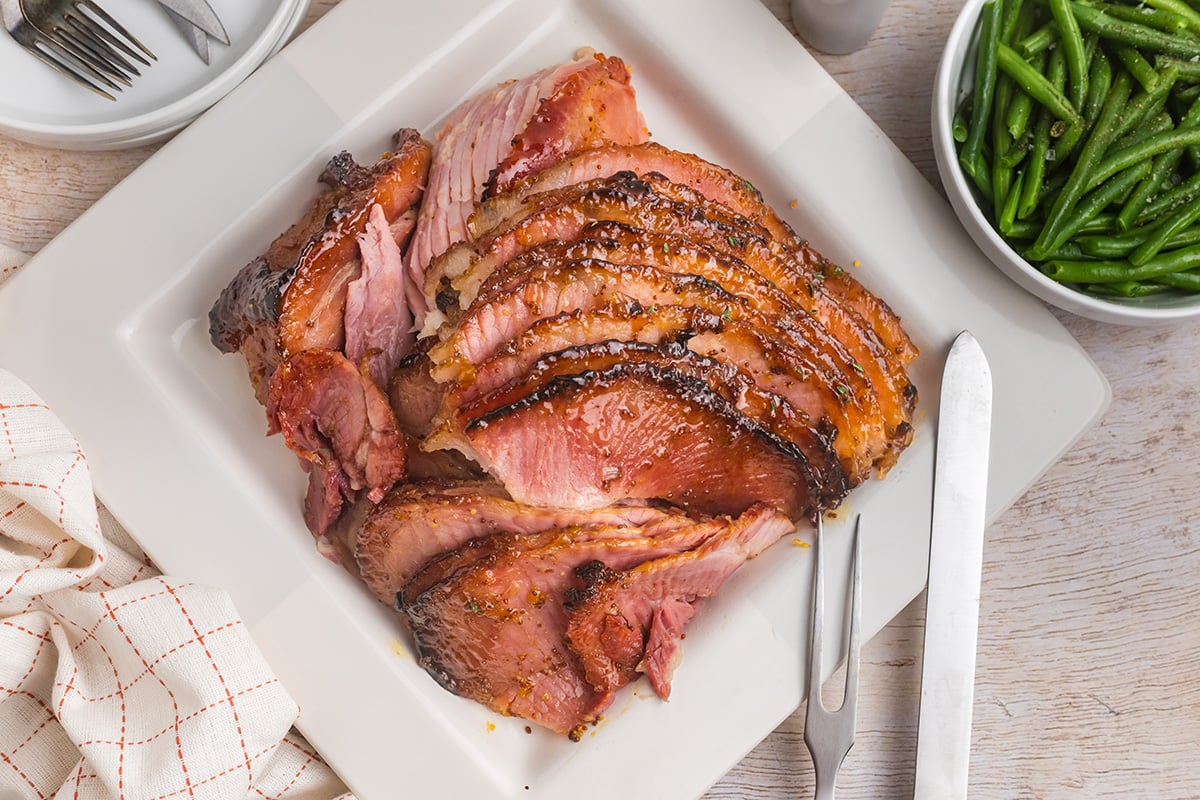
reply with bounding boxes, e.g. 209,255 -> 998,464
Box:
163,5 -> 209,64
913,330 -> 993,800
156,0 -> 229,63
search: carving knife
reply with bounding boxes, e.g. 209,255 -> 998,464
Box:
913,330 -> 993,800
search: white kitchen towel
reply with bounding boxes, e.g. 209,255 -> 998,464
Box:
0,244 -> 353,800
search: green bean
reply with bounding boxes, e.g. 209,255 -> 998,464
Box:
1112,111 -> 1174,153
1130,191 -> 1200,263
1082,49 -> 1114,128
1018,22 -> 1059,57
997,42 -> 1084,124
993,74 -> 1017,219
1086,126 -> 1200,190
1005,219 -> 1043,239
1072,2 -> 1200,57
961,0 -> 1003,187
1050,0 -> 1090,108
1082,212 -> 1119,233
1114,46 -> 1161,92
1155,55 -> 1200,82
1006,52 -> 1042,139
1000,170 -> 1026,234
1078,224 -> 1200,256
1032,162 -> 1151,255
1100,4 -> 1197,35
1086,280 -> 1175,296
1028,72 -> 1133,260
1002,0 -> 1027,41
1117,148 -> 1185,230
1138,169 -> 1200,223
1144,0 -> 1200,32
953,92 -> 972,143
1157,269 -> 1200,290
1044,242 -> 1200,281
1113,63 -> 1178,140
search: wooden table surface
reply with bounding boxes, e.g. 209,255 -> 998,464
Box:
2,1 -> 1197,798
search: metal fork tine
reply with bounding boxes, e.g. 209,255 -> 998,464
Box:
27,37 -> 117,99
804,514 -> 862,800
73,0 -> 154,63
55,22 -> 136,82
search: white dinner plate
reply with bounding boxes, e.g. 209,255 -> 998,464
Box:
0,0 -> 1111,797
0,0 -> 308,149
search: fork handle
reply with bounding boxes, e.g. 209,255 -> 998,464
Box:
813,767 -> 837,800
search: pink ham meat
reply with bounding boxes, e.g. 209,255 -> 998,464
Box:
399,504 -> 788,738
564,503 -> 794,700
346,203 -> 417,389
209,130 -> 431,403
266,349 -> 407,537
354,479 -> 686,605
404,50 -> 647,313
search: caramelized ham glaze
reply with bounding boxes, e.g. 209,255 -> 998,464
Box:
355,479 -> 683,606
445,360 -> 813,517
405,50 -> 647,303
209,130 -> 431,403
400,506 -> 770,738
565,503 -> 794,700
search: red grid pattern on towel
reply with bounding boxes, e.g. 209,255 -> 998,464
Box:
0,371 -> 354,799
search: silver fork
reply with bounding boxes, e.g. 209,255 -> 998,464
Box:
2,0 -> 155,100
803,514 -> 862,800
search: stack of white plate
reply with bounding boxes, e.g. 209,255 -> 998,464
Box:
0,0 -> 310,150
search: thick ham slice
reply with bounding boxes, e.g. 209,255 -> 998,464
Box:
400,505 -> 783,738
266,349 -> 407,536
209,130 -> 431,404
354,479 -> 684,605
564,503 -> 795,699
447,360 -> 813,517
404,50 -> 648,310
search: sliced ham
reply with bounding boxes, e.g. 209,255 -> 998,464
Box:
400,507 -> 772,738
355,479 -> 685,605
346,203 -> 417,389
404,50 -> 648,309
444,360 -> 813,517
565,503 -> 795,699
266,349 -> 407,535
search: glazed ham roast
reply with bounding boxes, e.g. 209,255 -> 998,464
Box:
208,49 -> 919,739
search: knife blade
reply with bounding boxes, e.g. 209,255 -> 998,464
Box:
155,0 -> 230,45
163,6 -> 210,64
913,330 -> 993,800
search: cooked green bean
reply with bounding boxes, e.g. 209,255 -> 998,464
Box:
953,92 -> 972,143
1100,4 -> 1196,35
1028,72 -> 1133,260
1129,191 -> 1200,262
997,42 -> 1083,124
1114,46 -> 1161,92
1071,2 -> 1200,57
1078,224 -> 1200,256
1113,63 -> 1178,140
1156,269 -> 1200,290
1043,242 -> 1200,281
1138,169 -> 1200,223
1050,0 -> 1090,108
1033,162 -> 1151,255
1000,170 -> 1026,234
1144,0 -> 1200,31
1086,280 -> 1175,296
1117,148 -> 1185,230
1082,49 -> 1114,128
1018,22 -> 1059,57
961,0 -> 1003,187
1087,127 -> 1200,190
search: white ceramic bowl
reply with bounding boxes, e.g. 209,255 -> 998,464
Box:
0,0 -> 310,150
932,0 -> 1200,325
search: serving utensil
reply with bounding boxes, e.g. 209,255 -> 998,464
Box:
912,330 -> 993,799
2,0 -> 154,100
803,515 -> 862,800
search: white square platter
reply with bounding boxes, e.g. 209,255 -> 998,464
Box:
0,0 -> 1110,797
